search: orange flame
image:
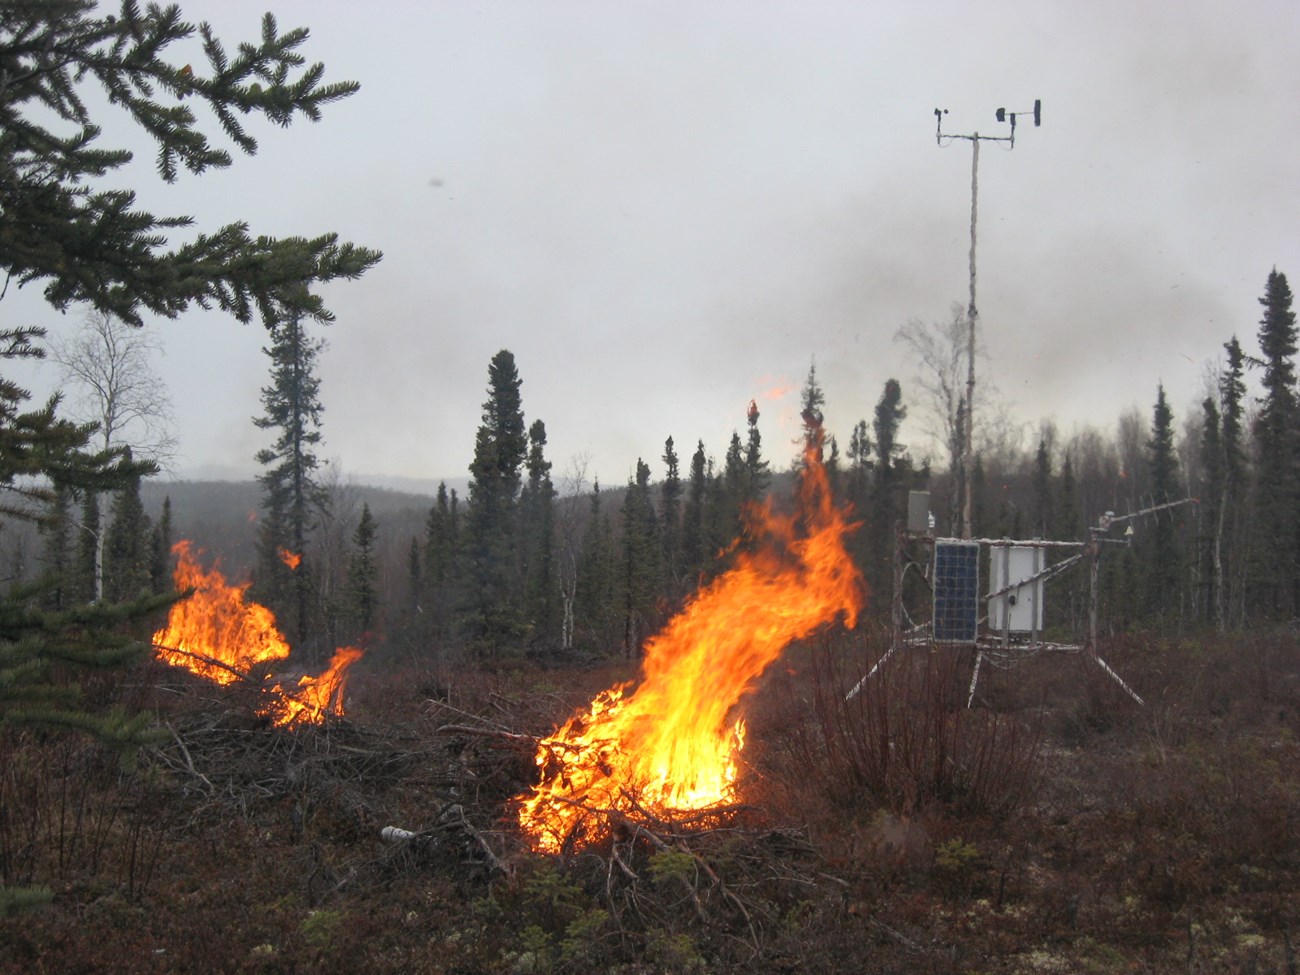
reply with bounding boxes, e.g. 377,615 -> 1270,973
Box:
279,548 -> 302,570
260,646 -> 364,727
516,444 -> 862,852
153,540 -> 290,683
152,540 -> 362,726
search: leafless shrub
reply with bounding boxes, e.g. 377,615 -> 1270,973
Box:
780,632 -> 1043,821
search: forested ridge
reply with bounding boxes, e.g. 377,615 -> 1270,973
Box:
50,267 -> 1279,670
39,268 -> 1289,668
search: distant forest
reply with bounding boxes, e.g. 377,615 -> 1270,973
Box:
13,269 -> 1298,665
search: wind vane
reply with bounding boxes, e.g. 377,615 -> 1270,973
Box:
934,100 -> 1041,540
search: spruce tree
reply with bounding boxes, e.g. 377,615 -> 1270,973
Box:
1056,452 -> 1085,631
38,485 -> 76,611
520,419 -> 558,648
845,418 -> 874,575
149,497 -> 173,595
866,379 -> 906,596
1251,270 -> 1297,617
576,481 -> 616,646
1032,438 -> 1052,538
346,503 -> 378,640
1057,452 -> 1083,540
825,434 -> 843,499
422,482 -> 461,647
619,458 -> 660,657
1218,337 -> 1247,625
873,380 -> 906,484
103,450 -> 152,601
253,315 -> 326,651
464,350 -> 528,655
743,400 -> 771,500
404,536 -> 422,641
797,361 -> 826,466
1257,270 -> 1297,407
1144,385 -> 1183,621
660,437 -> 683,587
681,441 -> 709,581
720,429 -> 747,543
846,419 -> 873,510
702,455 -> 729,568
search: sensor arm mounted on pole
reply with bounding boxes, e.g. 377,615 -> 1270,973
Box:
935,99 -> 1041,146
933,99 -> 1041,541
1096,496 -> 1196,533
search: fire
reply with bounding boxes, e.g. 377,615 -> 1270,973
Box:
261,646 -> 364,728
516,443 -> 862,853
279,548 -> 302,570
153,540 -> 361,726
153,540 -> 290,683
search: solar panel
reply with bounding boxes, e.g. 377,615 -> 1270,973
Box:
933,541 -> 979,643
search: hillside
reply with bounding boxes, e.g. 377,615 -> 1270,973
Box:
141,480 -> 444,578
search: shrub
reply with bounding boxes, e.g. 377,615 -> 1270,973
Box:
792,633 -> 1043,820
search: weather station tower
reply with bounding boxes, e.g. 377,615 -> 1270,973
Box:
934,99 -> 1041,540
848,100 -> 1168,709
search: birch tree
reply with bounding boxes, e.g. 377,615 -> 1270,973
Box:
50,310 -> 175,602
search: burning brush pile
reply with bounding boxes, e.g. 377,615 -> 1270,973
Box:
152,540 -> 362,727
515,443 -> 863,853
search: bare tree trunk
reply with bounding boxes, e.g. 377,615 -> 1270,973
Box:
1212,502 -> 1226,633
93,493 -> 105,603
555,456 -> 588,654
559,551 -> 576,651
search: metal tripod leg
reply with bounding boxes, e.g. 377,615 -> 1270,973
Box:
845,642 -> 900,701
1091,650 -> 1145,705
966,648 -> 985,708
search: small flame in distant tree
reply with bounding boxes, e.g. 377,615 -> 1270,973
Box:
516,440 -> 862,853
153,541 -> 361,726
279,548 -> 302,570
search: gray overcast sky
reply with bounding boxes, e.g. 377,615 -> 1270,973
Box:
11,0 -> 1300,490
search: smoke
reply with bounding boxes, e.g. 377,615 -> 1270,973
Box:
39,0 -> 1300,486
